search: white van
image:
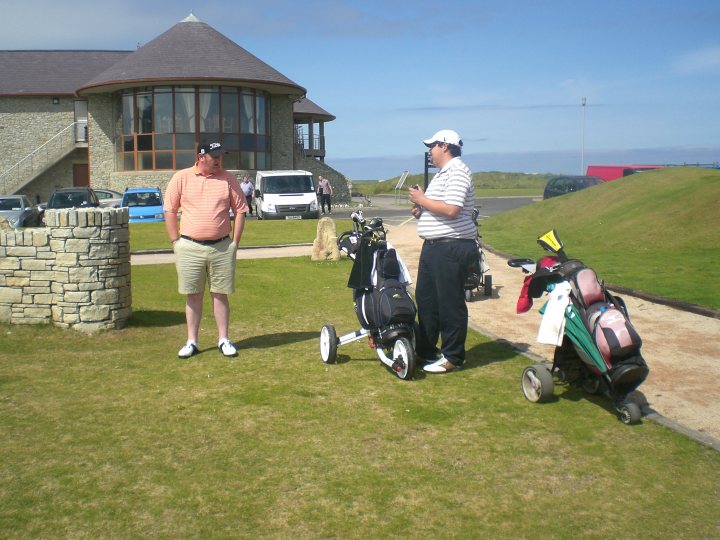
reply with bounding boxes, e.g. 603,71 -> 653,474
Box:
253,170 -> 320,220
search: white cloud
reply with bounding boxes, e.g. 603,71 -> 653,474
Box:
672,45 -> 720,75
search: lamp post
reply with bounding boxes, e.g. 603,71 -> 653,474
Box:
580,97 -> 587,175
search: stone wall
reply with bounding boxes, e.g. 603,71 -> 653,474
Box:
0,96 -> 75,175
0,207 -> 131,333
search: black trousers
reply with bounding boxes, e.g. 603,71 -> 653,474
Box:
320,194 -> 332,213
415,239 -> 477,366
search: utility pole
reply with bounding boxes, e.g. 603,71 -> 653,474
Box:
580,97 -> 587,175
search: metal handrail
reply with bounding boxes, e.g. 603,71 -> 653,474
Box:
0,121 -> 86,193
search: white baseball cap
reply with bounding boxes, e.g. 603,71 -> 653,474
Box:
423,129 -> 463,147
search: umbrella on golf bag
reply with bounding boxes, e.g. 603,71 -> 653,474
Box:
563,304 -> 608,375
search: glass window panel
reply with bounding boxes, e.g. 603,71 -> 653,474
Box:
155,152 -> 173,169
176,151 -> 196,169
256,152 -> 267,170
138,153 -> 154,170
257,134 -> 269,151
137,134 -> 153,152
256,95 -> 266,135
199,91 -> 219,132
241,134 -> 255,151
122,94 -> 134,135
137,93 -> 153,134
123,154 -> 135,170
175,90 -> 195,133
241,94 -> 254,133
175,133 -> 196,150
223,151 -> 239,170
240,151 -> 255,170
155,134 -> 173,150
222,134 -> 239,150
221,86 -> 238,93
154,92 -> 173,133
221,93 -> 238,133
123,136 -> 135,152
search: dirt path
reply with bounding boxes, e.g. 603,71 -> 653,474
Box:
385,221 -> 720,443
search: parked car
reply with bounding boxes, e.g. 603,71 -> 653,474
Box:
543,175 -> 604,199
94,188 -> 123,208
121,187 -> 165,223
45,187 -> 101,210
0,194 -> 42,227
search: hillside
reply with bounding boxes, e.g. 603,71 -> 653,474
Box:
480,167 -> 720,309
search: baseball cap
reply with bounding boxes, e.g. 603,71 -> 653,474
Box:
423,129 -> 463,148
198,141 -> 223,157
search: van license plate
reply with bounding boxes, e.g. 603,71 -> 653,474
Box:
285,215 -> 302,220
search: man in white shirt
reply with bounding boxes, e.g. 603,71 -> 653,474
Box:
409,129 -> 476,373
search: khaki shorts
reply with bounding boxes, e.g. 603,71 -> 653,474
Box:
174,236 -> 237,295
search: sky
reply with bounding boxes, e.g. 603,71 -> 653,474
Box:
3,0 -> 719,180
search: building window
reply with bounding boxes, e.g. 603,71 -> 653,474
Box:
115,85 -> 270,171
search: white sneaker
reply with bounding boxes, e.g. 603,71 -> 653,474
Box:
178,341 -> 199,358
218,338 -> 237,357
423,357 -> 458,374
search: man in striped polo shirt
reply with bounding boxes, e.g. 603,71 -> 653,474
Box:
409,130 -> 477,373
164,142 -> 247,359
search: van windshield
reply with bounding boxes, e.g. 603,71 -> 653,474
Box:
264,175 -> 314,194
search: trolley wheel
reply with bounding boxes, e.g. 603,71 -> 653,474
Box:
465,289 -> 473,302
521,364 -> 554,402
617,401 -> 642,425
581,376 -> 602,394
319,325 -> 338,364
483,274 -> 493,296
391,337 -> 415,380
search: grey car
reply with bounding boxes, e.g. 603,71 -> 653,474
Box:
94,188 -> 123,208
0,195 -> 42,227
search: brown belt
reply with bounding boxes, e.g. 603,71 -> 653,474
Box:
180,235 -> 229,245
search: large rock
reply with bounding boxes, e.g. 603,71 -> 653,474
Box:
311,217 -> 340,261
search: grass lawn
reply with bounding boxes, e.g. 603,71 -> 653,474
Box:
1,257 -> 719,538
129,218 -> 354,253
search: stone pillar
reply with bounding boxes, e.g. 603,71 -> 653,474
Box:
45,207 -> 131,332
0,207 -> 132,332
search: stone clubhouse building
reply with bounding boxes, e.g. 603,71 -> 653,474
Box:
0,13 -> 348,205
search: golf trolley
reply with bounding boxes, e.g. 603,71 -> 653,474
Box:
464,207 -> 492,301
319,211 -> 417,380
509,229 -> 649,425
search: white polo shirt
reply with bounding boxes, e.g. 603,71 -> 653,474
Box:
417,157 -> 476,240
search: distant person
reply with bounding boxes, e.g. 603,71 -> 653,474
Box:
317,175 -> 333,215
164,141 -> 247,359
241,175 -> 255,215
408,129 -> 476,374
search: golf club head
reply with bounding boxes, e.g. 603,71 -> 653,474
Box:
537,229 -> 565,255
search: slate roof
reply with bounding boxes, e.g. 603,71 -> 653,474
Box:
0,50 -> 130,95
78,15 -> 305,96
293,97 -> 336,122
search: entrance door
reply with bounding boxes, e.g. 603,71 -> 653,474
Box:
73,164 -> 89,187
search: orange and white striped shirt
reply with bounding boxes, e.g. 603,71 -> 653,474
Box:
164,165 -> 247,240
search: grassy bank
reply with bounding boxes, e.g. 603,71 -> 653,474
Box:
480,167 -> 720,309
